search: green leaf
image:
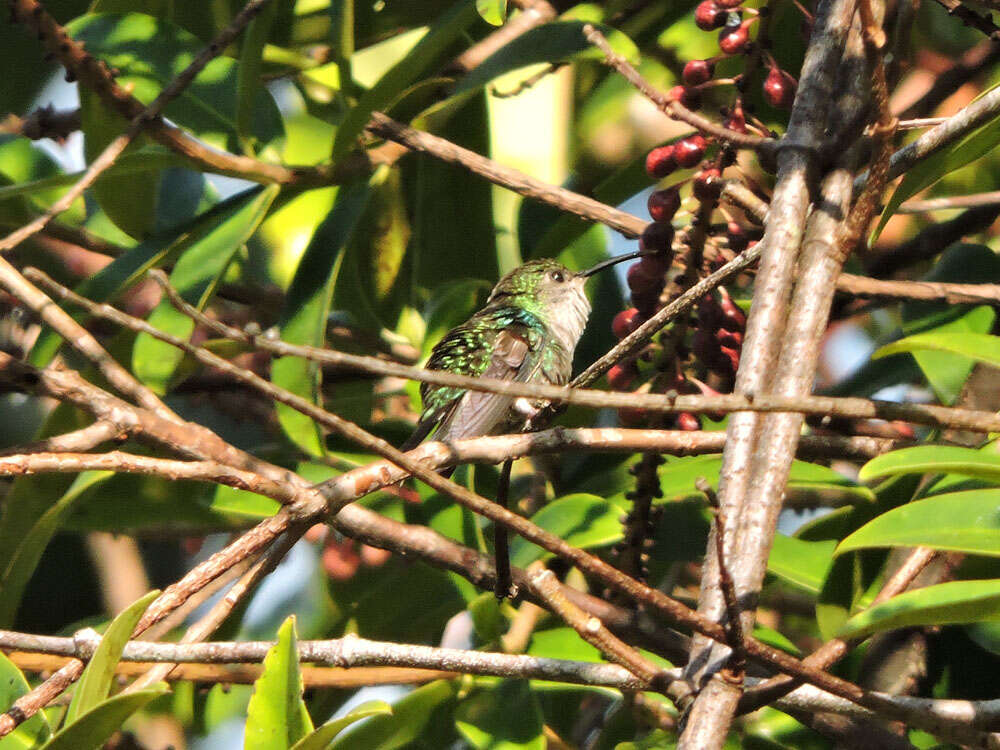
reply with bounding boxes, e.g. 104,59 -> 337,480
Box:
476,0 -> 507,25
65,590 -> 161,725
838,579 -> 1000,639
455,20 -> 639,94
837,489 -> 1000,557
246,616 -> 314,750
0,470 -> 113,627
39,689 -> 166,750
767,535 -> 837,595
237,0 -> 279,151
290,701 -> 393,750
859,445 -> 1000,483
897,243 -> 999,404
657,455 -> 874,504
873,87 -> 1000,241
331,0 -> 481,161
30,187 -> 265,368
272,182 -> 372,456
68,12 -> 283,155
874,331 -> 1000,370
0,652 -> 51,749
327,680 -> 459,750
132,184 -> 278,393
455,681 -> 544,750
509,494 -> 626,568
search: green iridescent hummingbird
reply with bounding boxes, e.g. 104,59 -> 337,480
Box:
402,251 -> 647,598
403,251 -> 647,450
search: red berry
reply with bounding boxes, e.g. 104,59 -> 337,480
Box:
695,0 -> 727,30
692,167 -> 722,202
677,412 -> 701,431
727,221 -> 748,252
618,406 -> 649,426
627,260 -> 666,295
669,85 -> 702,110
648,187 -> 681,223
636,252 -> 672,278
674,135 -> 707,168
612,307 -> 644,339
719,345 -> 740,372
717,329 -> 743,348
639,222 -> 675,256
719,288 -> 746,329
719,21 -> 751,55
763,65 -> 797,109
645,145 -> 677,179
631,290 -> 660,318
682,59 -> 715,87
608,361 -> 639,391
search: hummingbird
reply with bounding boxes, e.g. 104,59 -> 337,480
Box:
402,251 -> 648,597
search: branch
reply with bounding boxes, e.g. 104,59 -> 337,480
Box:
581,25 -> 771,150
365,112 -> 648,238
930,0 -> 1000,40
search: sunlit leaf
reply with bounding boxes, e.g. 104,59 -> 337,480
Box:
327,680 -> 459,749
0,652 -> 51,749
838,579 -> 1000,639
246,616 -> 314,750
39,689 -> 166,750
859,444 -> 1000,484
837,489 -> 1000,557
291,702 -> 393,750
509,494 -> 626,568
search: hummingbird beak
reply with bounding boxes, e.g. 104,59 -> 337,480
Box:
578,250 -> 651,278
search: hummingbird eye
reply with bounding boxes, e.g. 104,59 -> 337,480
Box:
549,270 -> 565,283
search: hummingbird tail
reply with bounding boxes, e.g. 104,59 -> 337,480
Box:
399,417 -> 436,452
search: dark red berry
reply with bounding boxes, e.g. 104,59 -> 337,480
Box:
618,406 -> 649,426
717,329 -> 743,348
674,135 -> 707,169
627,260 -> 666,296
682,59 -> 715,87
695,0 -> 727,30
647,187 -> 681,223
612,307 -> 644,339
718,21 -> 751,55
763,65 -> 797,109
608,361 -> 639,391
669,85 -> 702,110
645,145 -> 677,179
631,289 -> 660,317
727,220 -> 749,252
718,288 -> 746,329
719,345 -> 740,372
692,167 -> 722,202
677,412 -> 701,431
639,222 -> 675,256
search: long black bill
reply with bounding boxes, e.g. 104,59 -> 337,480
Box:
579,249 -> 650,278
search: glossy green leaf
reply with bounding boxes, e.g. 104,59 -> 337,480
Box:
236,0 -> 279,151
837,489 -> 1000,557
767,535 -> 837,595
0,470 -> 113,627
327,680 -> 458,750
897,243 -> 999,404
527,627 -> 602,663
332,1 -> 481,160
246,616 -> 314,750
875,331 -> 1000,370
657,455 -> 874,504
838,579 -> 1000,639
65,590 -> 160,725
873,87 -> 1000,241
290,701 -> 393,750
476,0 -> 507,25
0,652 -> 51,749
30,187 -> 265,368
39,689 -> 166,750
455,681 -> 544,750
132,184 -> 278,393
860,445 -> 1000,483
509,494 -> 626,568
68,12 -> 283,155
456,20 -> 639,94
273,182 -> 372,456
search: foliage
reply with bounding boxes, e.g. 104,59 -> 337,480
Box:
0,0 -> 998,748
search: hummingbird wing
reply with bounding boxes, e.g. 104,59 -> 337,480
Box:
433,327 -> 535,443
